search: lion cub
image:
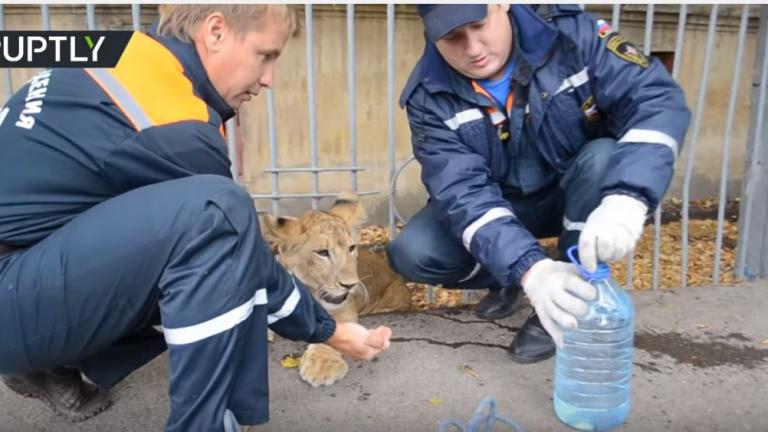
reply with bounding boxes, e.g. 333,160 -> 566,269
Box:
261,194 -> 373,387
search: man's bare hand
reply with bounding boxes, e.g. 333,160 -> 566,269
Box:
326,322 -> 392,361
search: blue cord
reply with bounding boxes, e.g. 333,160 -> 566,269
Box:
437,396 -> 526,432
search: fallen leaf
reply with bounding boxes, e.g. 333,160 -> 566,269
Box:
280,354 -> 301,369
697,323 -> 709,329
457,364 -> 481,381
429,397 -> 444,405
762,339 -> 768,346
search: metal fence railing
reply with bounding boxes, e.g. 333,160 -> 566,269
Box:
1,5 -> 767,303
248,5 -> 379,212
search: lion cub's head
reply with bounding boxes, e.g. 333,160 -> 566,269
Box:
260,194 -> 366,312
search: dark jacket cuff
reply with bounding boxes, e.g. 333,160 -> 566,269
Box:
510,247 -> 549,288
307,315 -> 337,344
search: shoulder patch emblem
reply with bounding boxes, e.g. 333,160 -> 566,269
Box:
606,34 -> 649,68
596,19 -> 614,39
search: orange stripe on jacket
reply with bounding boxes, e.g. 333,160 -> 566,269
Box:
107,32 -> 209,129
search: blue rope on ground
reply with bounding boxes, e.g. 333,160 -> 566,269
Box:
437,396 -> 526,432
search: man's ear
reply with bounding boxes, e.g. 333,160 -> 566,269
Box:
199,11 -> 228,51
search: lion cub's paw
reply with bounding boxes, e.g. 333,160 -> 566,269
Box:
299,343 -> 349,387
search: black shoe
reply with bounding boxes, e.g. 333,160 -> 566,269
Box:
507,312 -> 556,364
2,366 -> 111,422
474,286 -> 522,320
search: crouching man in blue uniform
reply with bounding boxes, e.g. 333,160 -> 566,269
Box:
0,5 -> 391,431
388,4 -> 690,363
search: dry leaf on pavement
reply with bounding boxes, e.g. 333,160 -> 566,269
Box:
280,354 -> 301,369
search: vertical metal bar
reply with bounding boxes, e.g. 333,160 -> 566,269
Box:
653,4 -> 687,291
131,4 -> 141,31
713,6 -> 749,284
624,3 -> 654,291
267,89 -> 280,215
756,11 -> 768,279
226,119 -> 239,182
681,5 -> 719,290
305,5 -> 319,210
651,203 -> 663,289
612,4 -> 621,31
736,6 -> 768,279
41,4 -> 50,30
387,4 -> 397,238
0,5 -> 12,103
643,5 -> 654,56
86,4 -> 96,30
347,5 -> 359,193
671,5 -> 688,80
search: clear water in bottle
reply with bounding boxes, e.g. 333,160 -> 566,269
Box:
553,246 -> 635,431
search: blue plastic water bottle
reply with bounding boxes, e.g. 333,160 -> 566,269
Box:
553,246 -> 635,431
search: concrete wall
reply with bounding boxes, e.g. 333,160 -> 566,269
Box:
0,5 -> 761,224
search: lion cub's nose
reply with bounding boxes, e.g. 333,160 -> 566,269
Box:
339,281 -> 359,291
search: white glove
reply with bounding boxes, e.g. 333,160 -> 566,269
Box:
578,194 -> 648,273
522,258 -> 597,348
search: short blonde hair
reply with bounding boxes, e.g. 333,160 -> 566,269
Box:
157,5 -> 299,42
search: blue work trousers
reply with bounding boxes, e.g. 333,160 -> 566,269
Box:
387,138 -> 615,290
0,175 -> 278,431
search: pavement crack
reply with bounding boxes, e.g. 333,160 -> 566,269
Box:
635,361 -> 663,373
424,311 -> 522,332
391,337 -> 508,351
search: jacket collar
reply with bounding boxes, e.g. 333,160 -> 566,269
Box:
146,23 -> 235,122
399,4 -> 581,108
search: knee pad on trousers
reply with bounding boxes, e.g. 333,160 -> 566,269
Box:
386,236 -> 420,280
572,138 -> 615,182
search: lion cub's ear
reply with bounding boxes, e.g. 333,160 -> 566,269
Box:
260,213 -> 305,254
329,192 -> 366,227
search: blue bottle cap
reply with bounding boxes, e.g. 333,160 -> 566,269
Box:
566,245 -> 611,281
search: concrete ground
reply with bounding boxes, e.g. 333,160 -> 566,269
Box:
1,283 -> 767,432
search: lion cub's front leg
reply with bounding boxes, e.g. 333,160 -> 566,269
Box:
298,305 -> 358,387
299,342 -> 349,387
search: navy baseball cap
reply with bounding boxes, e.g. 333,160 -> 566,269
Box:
417,4 -> 489,43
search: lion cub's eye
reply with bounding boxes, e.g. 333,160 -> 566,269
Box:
315,249 -> 331,258
349,245 -> 357,253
